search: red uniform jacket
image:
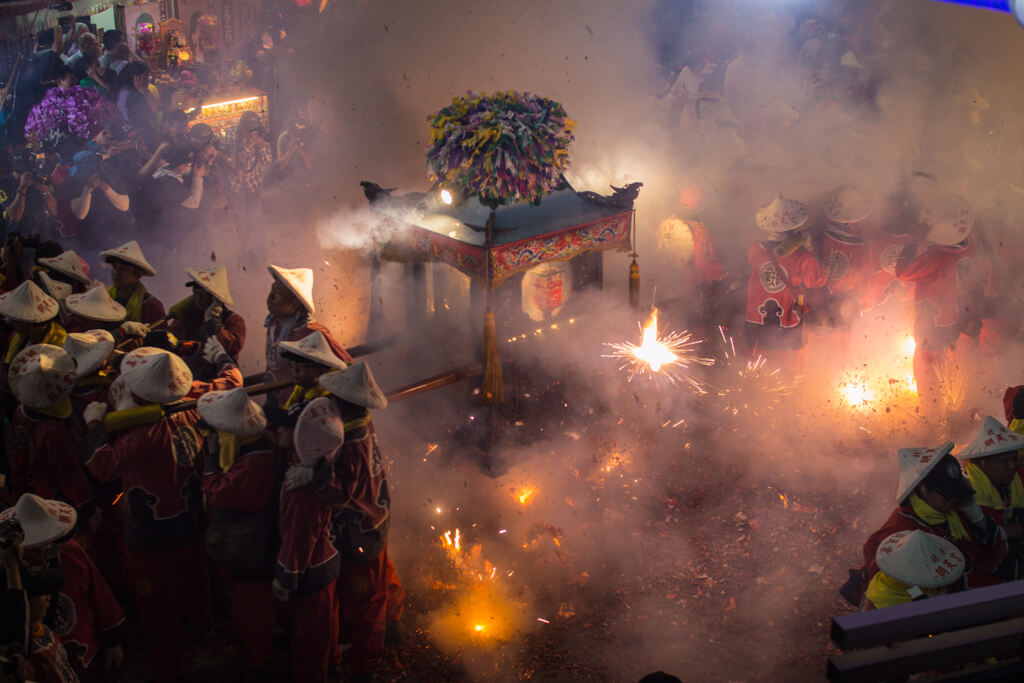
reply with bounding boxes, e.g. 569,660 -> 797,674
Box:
866,229 -> 911,308
53,539 -> 125,669
264,312 -> 353,386
10,407 -> 94,519
689,221 -> 728,283
894,240 -> 984,328
28,624 -> 79,683
83,365 -> 242,551
861,504 -> 1007,590
69,376 -> 113,416
111,287 -> 165,326
822,226 -> 871,302
202,439 -> 279,515
276,485 -> 339,595
314,416 -> 391,563
1003,385 -> 1023,424
745,241 -> 828,328
167,306 -> 246,361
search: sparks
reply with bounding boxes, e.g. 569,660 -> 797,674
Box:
516,487 -> 536,505
840,379 -> 875,408
603,308 -> 714,390
713,327 -> 797,416
902,335 -> 916,355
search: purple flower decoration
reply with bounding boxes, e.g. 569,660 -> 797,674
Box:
25,86 -> 122,145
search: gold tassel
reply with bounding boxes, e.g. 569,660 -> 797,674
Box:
481,308 -> 504,404
629,257 -> 640,308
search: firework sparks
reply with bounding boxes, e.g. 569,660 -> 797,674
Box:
712,327 -> 797,416
840,378 -> 875,409
603,308 -> 714,391
516,487 -> 536,505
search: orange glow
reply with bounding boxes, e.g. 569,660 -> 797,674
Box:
516,487 -> 536,505
902,335 -> 916,355
632,309 -> 677,372
201,95 -> 261,110
840,380 -> 875,408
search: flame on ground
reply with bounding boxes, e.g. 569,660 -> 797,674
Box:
516,487 -> 536,505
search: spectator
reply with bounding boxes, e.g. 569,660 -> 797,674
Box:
78,55 -> 111,93
228,112 -> 272,267
134,145 -> 206,273
62,151 -> 132,252
98,29 -> 138,72
65,32 -> 101,80
116,63 -> 157,147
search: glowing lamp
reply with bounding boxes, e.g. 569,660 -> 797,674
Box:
440,188 -> 453,205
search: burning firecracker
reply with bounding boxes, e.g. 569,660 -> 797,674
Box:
603,308 -> 714,391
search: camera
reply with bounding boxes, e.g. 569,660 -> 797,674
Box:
0,518 -> 23,550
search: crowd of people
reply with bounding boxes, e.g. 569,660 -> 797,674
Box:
0,233 -> 402,683
0,20 -> 314,279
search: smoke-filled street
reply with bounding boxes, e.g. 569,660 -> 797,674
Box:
1,0 -> 1024,681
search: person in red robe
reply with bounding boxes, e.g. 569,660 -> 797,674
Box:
275,394 -> 341,683
167,266 -> 246,380
79,342 -> 241,683
894,194 -> 988,410
841,443 -> 1007,607
97,241 -> 165,326
198,386 -> 281,681
287,362 -> 403,679
744,194 -> 828,357
7,345 -> 95,535
263,265 -> 353,406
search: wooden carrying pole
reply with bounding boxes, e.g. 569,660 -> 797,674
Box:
102,365 -> 485,434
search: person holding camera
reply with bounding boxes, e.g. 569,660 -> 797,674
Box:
62,151 -> 131,254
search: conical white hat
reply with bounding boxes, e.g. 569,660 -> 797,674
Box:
107,374 -> 135,411
121,347 -> 193,404
198,386 -> 266,437
278,331 -> 348,369
0,280 -> 59,323
268,265 -> 315,313
187,266 -> 234,306
294,396 -> 345,466
824,185 -> 873,223
99,240 -> 156,276
875,530 -> 965,589
958,415 -> 1024,460
896,442 -> 955,503
9,344 -> 76,409
319,361 -> 387,410
0,493 -> 77,548
63,329 -> 115,379
755,194 -> 808,233
37,271 -> 72,302
65,285 -> 126,323
920,194 -> 974,246
38,251 -> 91,285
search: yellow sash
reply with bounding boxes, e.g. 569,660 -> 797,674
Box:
865,571 -> 940,609
1010,419 -> 1024,466
966,461 -> 1024,511
169,295 -> 195,319
4,322 -> 68,365
217,432 -> 263,473
34,400 -> 72,419
909,492 -> 971,540
110,283 -> 147,322
283,384 -> 328,410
